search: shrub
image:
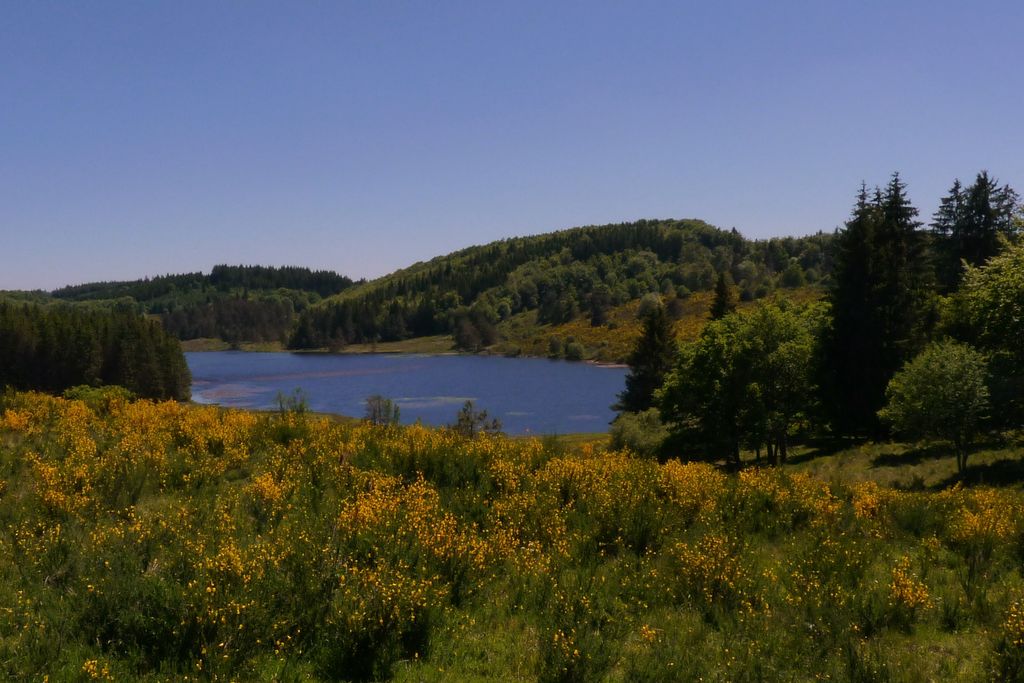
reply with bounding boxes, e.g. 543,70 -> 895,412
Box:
609,408 -> 669,459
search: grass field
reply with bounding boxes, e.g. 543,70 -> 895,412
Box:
2,390 -> 1024,681
180,338 -> 288,353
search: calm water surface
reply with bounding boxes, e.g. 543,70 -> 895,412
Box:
186,352 -> 627,435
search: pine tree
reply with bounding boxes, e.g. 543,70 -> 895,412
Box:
961,171 -> 1018,267
615,303 -> 677,413
931,172 -> 1019,290
821,174 -> 934,436
710,272 -> 737,320
930,179 -> 965,291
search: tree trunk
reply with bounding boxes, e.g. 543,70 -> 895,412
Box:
955,438 -> 967,474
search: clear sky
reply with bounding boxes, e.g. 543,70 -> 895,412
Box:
2,1 -> 1022,290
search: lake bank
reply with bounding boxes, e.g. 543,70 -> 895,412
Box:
181,335 -> 631,367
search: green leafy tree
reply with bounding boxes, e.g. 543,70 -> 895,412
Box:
878,341 -> 989,473
615,303 -> 677,413
660,301 -> 819,465
946,241 -> 1024,426
740,302 -> 822,464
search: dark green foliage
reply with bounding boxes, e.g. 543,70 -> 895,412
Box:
661,300 -> 821,465
289,220 -> 835,349
609,407 -> 669,458
588,284 -> 613,326
780,260 -> 807,288
930,172 -> 1019,291
879,341 -> 990,473
52,264 -> 353,302
564,341 -> 584,361
451,305 -> 498,351
547,335 -> 563,358
945,242 -> 1024,428
0,302 -> 190,400
49,265 -> 355,344
615,303 -> 676,413
820,175 -> 935,437
710,271 -> 737,319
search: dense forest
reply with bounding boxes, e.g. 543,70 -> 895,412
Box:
0,302 -> 190,400
289,219 -> 834,350
613,171 -> 1022,459
46,265 -> 356,344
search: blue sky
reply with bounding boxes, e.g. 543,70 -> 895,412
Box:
2,1 -> 1022,290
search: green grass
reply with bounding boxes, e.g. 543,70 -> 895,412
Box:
180,337 -> 288,352
784,436 -> 1024,490
337,335 -> 456,355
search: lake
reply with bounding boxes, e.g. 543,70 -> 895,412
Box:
186,352 -> 628,435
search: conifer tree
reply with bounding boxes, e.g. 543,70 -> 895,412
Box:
710,272 -> 737,320
820,174 -> 934,436
615,302 -> 677,413
931,172 -> 1019,290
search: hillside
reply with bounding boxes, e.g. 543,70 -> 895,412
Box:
496,286 -> 824,363
289,219 -> 835,355
35,265 -> 357,346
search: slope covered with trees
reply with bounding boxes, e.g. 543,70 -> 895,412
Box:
643,171 -> 1021,465
48,265 -> 356,345
289,219 -> 835,352
0,302 -> 190,400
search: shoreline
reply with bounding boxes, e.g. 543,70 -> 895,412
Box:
181,336 -> 630,367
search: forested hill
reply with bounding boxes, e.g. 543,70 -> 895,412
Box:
289,219 -> 835,351
47,265 -> 357,345
0,302 -> 190,400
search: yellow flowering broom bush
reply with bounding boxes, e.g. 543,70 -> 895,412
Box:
0,390 -> 1022,681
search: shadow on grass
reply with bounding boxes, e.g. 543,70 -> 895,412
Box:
784,437 -> 865,466
870,442 -> 951,469
932,457 -> 1024,490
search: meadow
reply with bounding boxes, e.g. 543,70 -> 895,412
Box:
2,390 -> 1024,681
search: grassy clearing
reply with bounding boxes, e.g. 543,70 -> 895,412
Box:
337,335 -> 456,355
784,436 -> 1024,490
180,338 -> 288,352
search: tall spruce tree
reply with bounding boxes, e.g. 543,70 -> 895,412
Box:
710,271 -> 737,320
615,302 -> 677,413
931,172 -> 1019,290
930,179 -> 965,291
821,174 -> 934,436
